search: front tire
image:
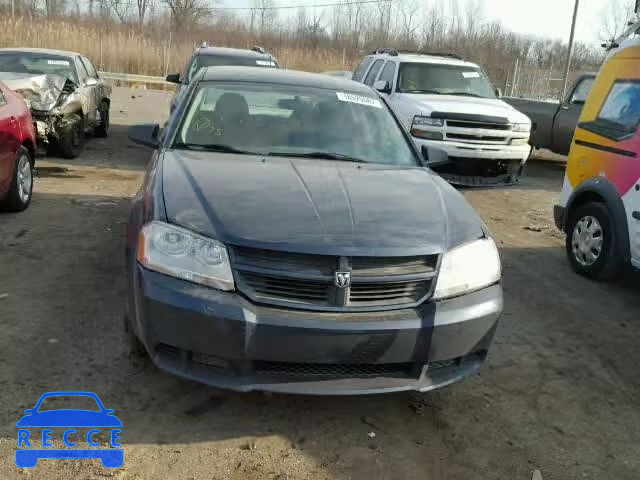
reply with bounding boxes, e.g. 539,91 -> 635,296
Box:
58,114 -> 84,159
565,202 -> 624,279
1,146 -> 33,212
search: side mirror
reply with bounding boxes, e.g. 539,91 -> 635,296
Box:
373,80 -> 391,94
166,73 -> 181,84
421,145 -> 430,163
85,78 -> 98,87
129,124 -> 160,149
23,409 -> 34,414
495,87 -> 503,98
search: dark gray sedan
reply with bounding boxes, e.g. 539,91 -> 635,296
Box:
125,66 -> 503,395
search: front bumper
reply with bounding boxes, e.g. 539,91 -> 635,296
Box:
130,266 -> 503,395
417,138 -> 531,162
419,139 -> 532,186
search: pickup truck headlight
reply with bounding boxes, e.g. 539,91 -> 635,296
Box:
512,123 -> 531,133
136,221 -> 234,291
411,116 -> 444,139
433,238 -> 501,300
412,116 -> 444,127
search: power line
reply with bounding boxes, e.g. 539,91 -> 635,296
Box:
215,0 -> 390,10
102,0 -> 390,11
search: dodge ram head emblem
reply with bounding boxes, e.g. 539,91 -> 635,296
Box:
334,271 -> 351,288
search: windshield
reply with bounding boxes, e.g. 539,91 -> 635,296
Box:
173,82 -> 420,166
397,62 -> 495,98
186,55 -> 278,83
0,52 -> 77,83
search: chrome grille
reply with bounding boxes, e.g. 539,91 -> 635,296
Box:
442,117 -> 512,145
231,246 -> 438,311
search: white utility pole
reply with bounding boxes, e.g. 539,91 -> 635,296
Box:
560,0 -> 580,101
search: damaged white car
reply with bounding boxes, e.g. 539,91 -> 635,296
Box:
0,48 -> 111,158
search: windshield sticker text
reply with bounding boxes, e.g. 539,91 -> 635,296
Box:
47,60 -> 70,66
336,92 -> 382,109
462,71 -> 480,78
256,60 -> 276,67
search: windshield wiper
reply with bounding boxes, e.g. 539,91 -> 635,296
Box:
448,92 -> 486,98
267,151 -> 369,163
400,89 -> 442,94
173,143 -> 261,155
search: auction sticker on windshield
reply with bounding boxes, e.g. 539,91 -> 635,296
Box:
47,60 -> 70,66
15,391 -> 123,469
336,92 -> 382,108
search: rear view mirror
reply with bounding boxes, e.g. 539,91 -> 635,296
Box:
373,80 -> 391,94
166,73 -> 181,84
495,87 -> 503,98
129,124 -> 160,149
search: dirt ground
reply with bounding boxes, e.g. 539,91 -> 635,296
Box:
1,87 -> 639,480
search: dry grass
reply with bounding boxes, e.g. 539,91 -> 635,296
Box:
0,17 -> 349,77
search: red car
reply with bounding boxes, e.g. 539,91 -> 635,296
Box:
0,81 -> 35,211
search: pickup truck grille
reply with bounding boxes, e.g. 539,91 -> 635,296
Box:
231,246 -> 439,311
443,119 -> 512,144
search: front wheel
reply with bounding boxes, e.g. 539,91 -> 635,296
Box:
58,114 -> 84,159
1,146 -> 33,212
565,202 -> 624,280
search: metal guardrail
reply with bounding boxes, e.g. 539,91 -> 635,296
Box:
98,71 -> 172,86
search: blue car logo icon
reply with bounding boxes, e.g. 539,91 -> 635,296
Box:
16,391 -> 123,468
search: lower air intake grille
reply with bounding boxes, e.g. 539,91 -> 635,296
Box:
253,361 -> 416,378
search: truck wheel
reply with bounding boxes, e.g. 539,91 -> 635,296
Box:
1,146 -> 33,212
94,100 -> 110,137
565,202 -> 624,280
59,114 -> 84,159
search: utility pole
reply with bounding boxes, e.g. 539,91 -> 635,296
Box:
561,0 -> 580,101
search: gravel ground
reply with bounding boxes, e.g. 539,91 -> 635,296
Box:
0,87 -> 639,480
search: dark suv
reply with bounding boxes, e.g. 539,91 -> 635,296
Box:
166,45 -> 279,112
127,66 -> 503,395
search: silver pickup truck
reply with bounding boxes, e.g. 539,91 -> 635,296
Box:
504,74 -> 595,156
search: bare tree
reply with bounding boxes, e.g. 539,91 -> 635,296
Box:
110,0 -> 131,23
136,0 -> 150,25
162,0 -> 213,31
601,0 -> 636,41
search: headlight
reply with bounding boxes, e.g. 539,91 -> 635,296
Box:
512,123 -> 531,133
433,238 -> 501,300
137,221 -> 234,291
412,116 -> 444,127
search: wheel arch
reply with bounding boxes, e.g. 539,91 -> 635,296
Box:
21,138 -> 36,165
566,177 -> 631,262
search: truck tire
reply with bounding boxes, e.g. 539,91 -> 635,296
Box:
1,146 -> 33,212
94,100 -> 110,137
59,114 -> 84,159
565,202 -> 625,280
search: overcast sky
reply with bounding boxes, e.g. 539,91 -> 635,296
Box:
224,0 -> 618,47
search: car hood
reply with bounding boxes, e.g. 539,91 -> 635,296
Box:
397,93 -> 531,123
16,410 -> 123,428
161,150 -> 484,256
0,72 -> 75,111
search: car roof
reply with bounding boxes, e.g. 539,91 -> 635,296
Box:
196,46 -> 275,60
371,52 -> 479,68
199,66 -> 377,95
0,47 -> 81,58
